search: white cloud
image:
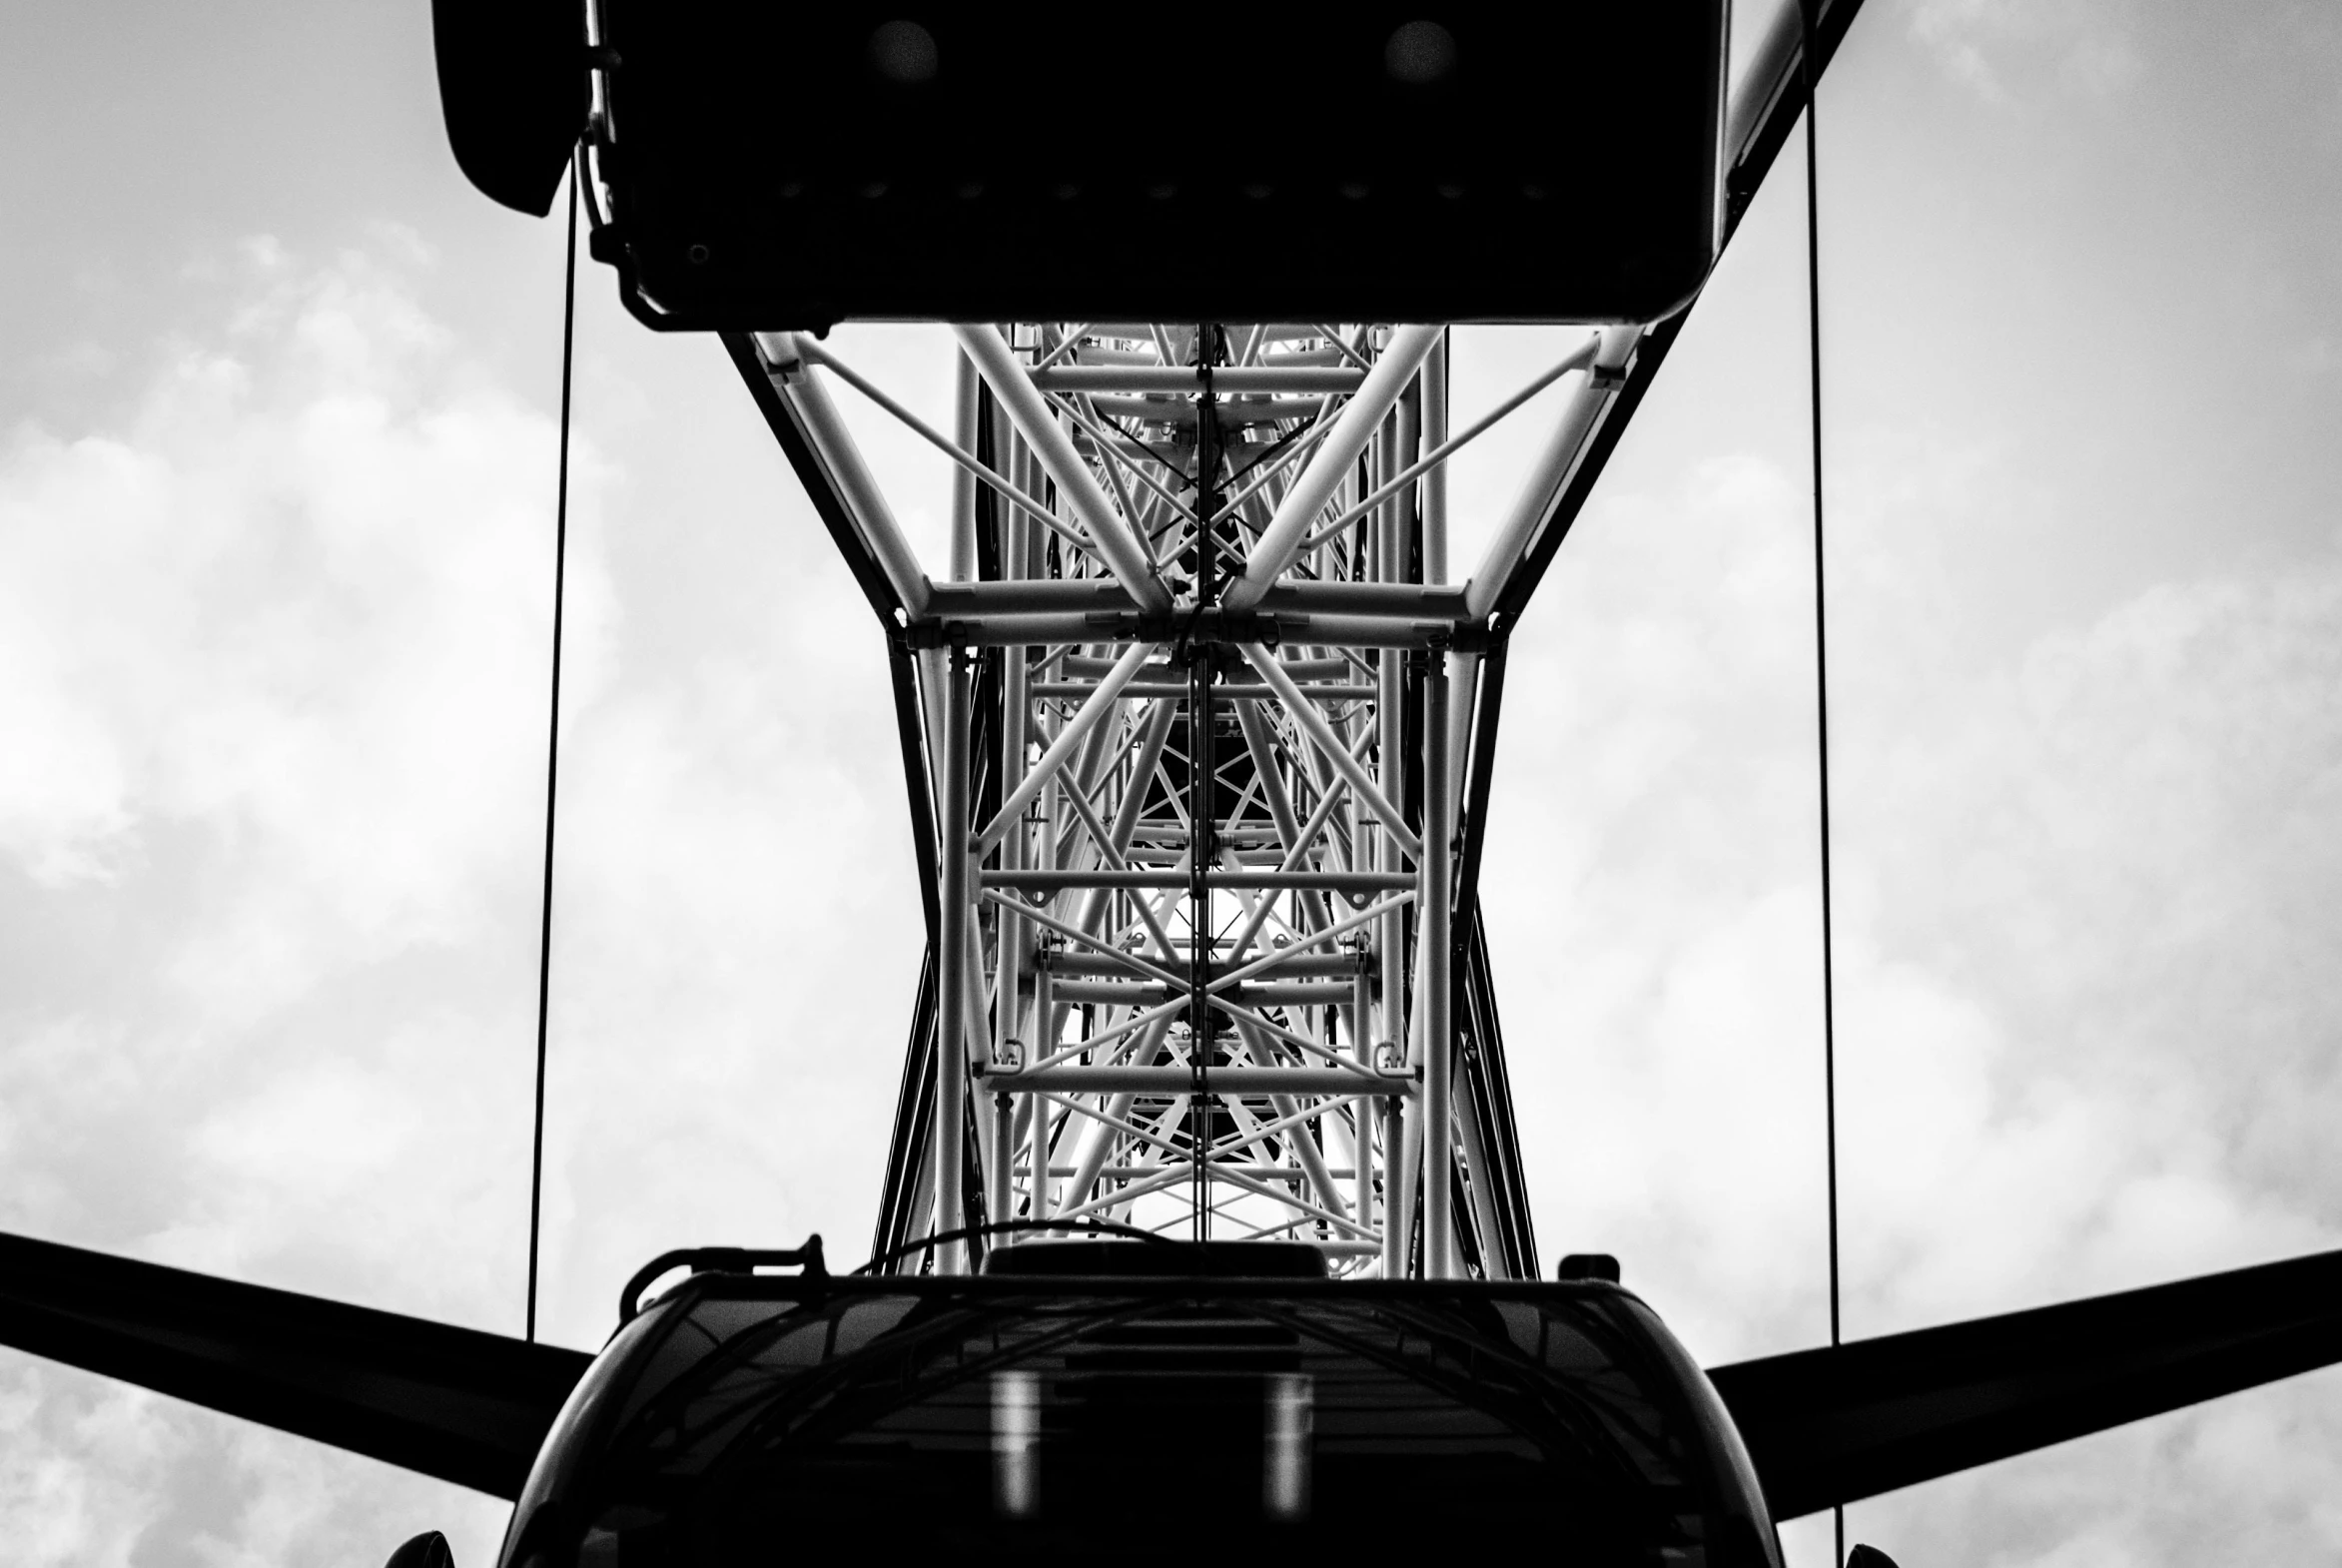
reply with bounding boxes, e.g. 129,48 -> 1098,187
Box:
1902,0 -> 2141,102
0,241 -> 614,992
1485,430 -> 2342,1563
0,240 -> 604,1565
0,231 -> 933,1566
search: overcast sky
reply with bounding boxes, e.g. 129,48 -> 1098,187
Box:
3,2 -> 2340,1564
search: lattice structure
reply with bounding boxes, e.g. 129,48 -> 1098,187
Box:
721,321 -> 1653,1279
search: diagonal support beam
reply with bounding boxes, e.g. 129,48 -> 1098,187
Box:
1241,645 -> 1421,864
1221,324 -> 1443,611
770,334 -> 1102,574
954,326 -> 1173,614
765,356 -> 933,619
1461,346 -> 1624,620
1305,337 -> 1600,551
975,642 -> 1159,854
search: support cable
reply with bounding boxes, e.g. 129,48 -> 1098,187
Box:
526,164 -> 580,1344
1799,5 -> 1847,1562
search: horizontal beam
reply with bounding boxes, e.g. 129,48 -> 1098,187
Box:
1252,582 -> 1470,618
910,612 -> 1133,647
1029,367 -> 1364,394
983,870 -> 1414,895
1051,980 -> 1358,1007
1080,394 -> 1335,427
1045,952 -> 1368,979
1029,681 -> 1374,701
978,1066 -> 1410,1096
1060,654 -> 1353,680
906,609 -> 1491,649
1270,613 -> 1486,649
925,580 -> 1141,615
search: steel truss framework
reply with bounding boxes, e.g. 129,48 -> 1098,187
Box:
690,0 -> 1862,1282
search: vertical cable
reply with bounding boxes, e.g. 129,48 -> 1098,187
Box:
1799,3 -> 1846,1562
526,163 -> 580,1345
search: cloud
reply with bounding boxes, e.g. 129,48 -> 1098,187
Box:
1901,0 -> 2141,102
0,238 -> 600,1565
0,1363 -> 510,1568
0,229 -> 931,1567
0,240 -> 611,949
1485,427 -> 2342,1562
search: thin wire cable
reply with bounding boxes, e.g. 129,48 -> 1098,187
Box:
526,163 -> 580,1345
1799,3 -> 1846,1561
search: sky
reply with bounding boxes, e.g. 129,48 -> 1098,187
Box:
1,1 -> 2339,1564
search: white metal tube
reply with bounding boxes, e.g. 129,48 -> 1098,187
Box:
1050,755 -> 1179,960
1051,979 -> 1357,1007
1223,324 -> 1441,611
951,351 -> 978,582
1027,819 -> 1053,1222
1380,1099 -> 1410,1277
986,1090 -> 1014,1237
935,613 -> 1149,648
1226,701 -> 1332,956
1264,1089 -> 1349,1221
976,641 -> 1157,854
1032,680 -> 1373,700
1422,333 -> 1449,585
1455,1093 -> 1508,1280
1068,699 -> 1177,962
996,599 -> 1030,1078
1029,366 -> 1364,394
786,337 -> 1073,559
1054,1075 -> 1352,1180
917,647 -> 948,822
1310,324 -> 1372,372
1049,950 -> 1363,979
1727,0 -> 1808,167
1048,392 -> 1200,526
1029,324 -> 1091,372
1061,1017 -> 1170,1206
984,1066 -> 1404,1095
1445,649 -> 1477,844
1027,1090 -> 1052,1222
1214,397 -> 1342,520
1303,337 -> 1599,552
1462,375 -> 1614,619
923,580 -> 1142,616
964,918 -> 993,1072
953,326 -> 1172,613
1351,975 -> 1374,1228
1374,501 -> 1406,1091
776,362 -> 933,618
1259,613 -> 1462,650
1239,646 -> 1422,864
934,649 -> 972,1273
1394,391 -> 1419,596
1418,657 -> 1455,1278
